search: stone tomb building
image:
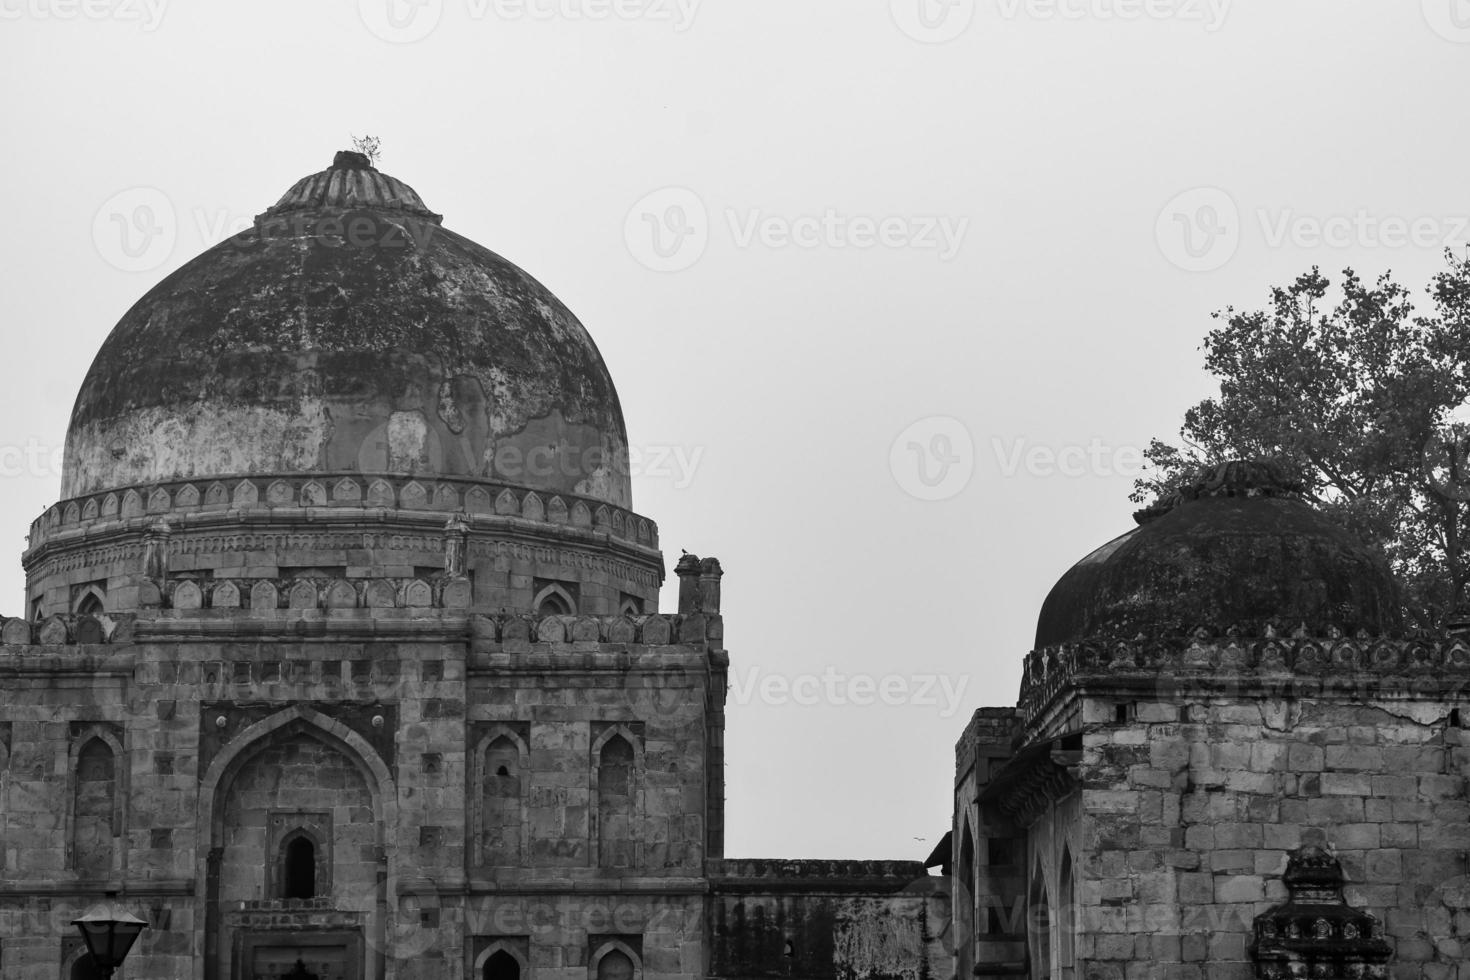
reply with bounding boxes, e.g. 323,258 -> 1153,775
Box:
949,462 -> 1470,979
0,153 -> 947,979
12,149 -> 1466,980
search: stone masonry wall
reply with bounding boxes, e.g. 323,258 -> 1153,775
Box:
0,608 -> 726,980
1078,694 -> 1470,980
708,861 -> 950,980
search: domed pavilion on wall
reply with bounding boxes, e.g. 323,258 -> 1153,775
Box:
0,151 -> 947,980
947,460 -> 1469,979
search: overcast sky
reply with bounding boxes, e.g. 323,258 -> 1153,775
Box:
2,0 -> 1468,861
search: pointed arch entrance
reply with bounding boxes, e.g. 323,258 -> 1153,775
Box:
195,706 -> 396,980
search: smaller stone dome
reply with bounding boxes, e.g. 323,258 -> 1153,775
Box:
1034,460 -> 1403,647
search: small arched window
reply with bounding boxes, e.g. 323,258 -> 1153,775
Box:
484,949 -> 521,980
597,734 -> 636,868
481,736 -> 523,866
76,592 -> 104,617
537,590 -> 572,617
73,738 -> 117,877
597,949 -> 635,980
283,834 -> 316,899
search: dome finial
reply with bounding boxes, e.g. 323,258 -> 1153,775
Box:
1133,457 -> 1307,525
332,149 -> 374,171
259,153 -> 441,223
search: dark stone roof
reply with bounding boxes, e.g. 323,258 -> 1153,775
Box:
1034,461 -> 1402,647
63,152 -> 631,507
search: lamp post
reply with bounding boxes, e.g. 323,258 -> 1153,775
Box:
71,894 -> 147,979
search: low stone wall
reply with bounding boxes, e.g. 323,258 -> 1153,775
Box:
709,860 -> 949,979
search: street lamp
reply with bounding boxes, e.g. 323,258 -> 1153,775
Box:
71,894 -> 147,979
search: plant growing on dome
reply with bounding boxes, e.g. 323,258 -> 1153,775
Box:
350,133 -> 382,166
1134,253 -> 1470,628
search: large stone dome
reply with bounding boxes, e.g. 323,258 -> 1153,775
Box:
62,150 -> 631,507
1034,460 -> 1403,647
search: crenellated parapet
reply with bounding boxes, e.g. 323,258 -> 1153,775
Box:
0,610 -> 728,651
711,858 -> 933,893
27,472 -> 659,553
23,475 -> 668,619
0,612 -> 135,647
1020,626 -> 1470,727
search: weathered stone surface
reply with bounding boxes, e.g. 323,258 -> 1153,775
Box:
0,149 -> 931,980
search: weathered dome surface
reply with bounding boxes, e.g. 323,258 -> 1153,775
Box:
1034,461 -> 1403,647
63,151 -> 630,507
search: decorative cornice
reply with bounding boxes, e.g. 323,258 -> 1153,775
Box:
25,473 -> 659,560
1021,627 -> 1470,726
